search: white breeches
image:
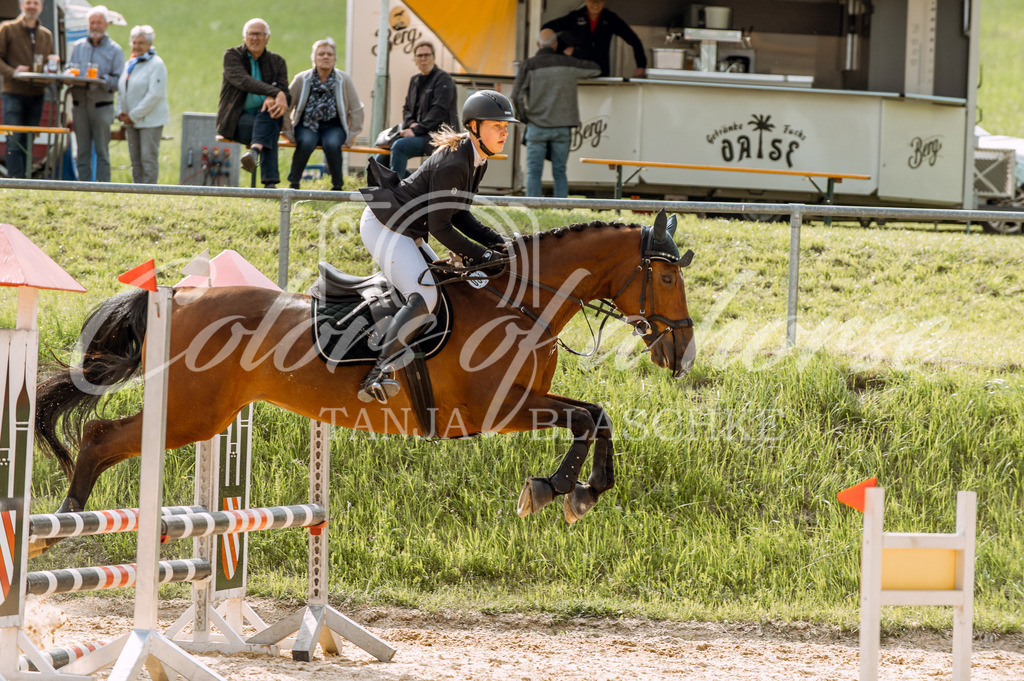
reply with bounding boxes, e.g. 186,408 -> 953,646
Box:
359,206 -> 440,311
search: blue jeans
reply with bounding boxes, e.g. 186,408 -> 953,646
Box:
3,93 -> 45,179
288,123 -> 345,188
235,110 -> 282,185
377,133 -> 429,179
525,124 -> 572,198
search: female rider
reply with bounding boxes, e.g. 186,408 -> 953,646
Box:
357,90 -> 519,403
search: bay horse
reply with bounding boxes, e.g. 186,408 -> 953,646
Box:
32,211 -> 696,556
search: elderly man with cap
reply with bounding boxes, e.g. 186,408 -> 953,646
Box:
67,5 -> 124,182
512,28 -> 599,197
542,0 -> 646,78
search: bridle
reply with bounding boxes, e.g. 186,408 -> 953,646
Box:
430,225 -> 694,357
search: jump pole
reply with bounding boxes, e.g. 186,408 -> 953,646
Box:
0,225 -> 89,681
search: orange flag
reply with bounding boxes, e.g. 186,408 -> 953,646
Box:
118,259 -> 158,292
837,477 -> 878,513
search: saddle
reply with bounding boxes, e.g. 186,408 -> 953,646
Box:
307,262 -> 454,438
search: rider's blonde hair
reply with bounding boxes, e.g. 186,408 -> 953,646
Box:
430,124 -> 466,153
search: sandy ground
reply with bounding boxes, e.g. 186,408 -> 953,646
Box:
22,596 -> 1024,680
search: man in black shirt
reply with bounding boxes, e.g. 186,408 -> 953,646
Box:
379,40 -> 458,179
542,0 -> 646,78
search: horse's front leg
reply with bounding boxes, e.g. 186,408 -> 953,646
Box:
510,393 -> 601,522
556,396 -> 615,523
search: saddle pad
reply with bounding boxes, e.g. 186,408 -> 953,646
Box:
309,290 -> 454,366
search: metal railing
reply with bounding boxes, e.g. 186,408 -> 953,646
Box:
4,177 -> 1023,348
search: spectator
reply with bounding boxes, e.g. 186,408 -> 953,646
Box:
0,0 -> 54,178
116,25 -> 168,184
285,38 -> 363,191
512,29 -> 599,197
542,0 -> 646,78
67,5 -> 124,182
357,91 -> 518,403
216,18 -> 289,188
376,39 -> 457,179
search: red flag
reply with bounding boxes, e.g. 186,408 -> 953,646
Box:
118,259 -> 158,292
837,477 -> 878,513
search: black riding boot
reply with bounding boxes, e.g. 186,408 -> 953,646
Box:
358,293 -> 432,404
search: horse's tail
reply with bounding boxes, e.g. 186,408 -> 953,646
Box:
35,288 -> 150,479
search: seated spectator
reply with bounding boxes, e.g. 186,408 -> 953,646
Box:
285,38 -> 363,190
117,25 -> 168,184
375,40 -> 457,179
216,17 -> 289,188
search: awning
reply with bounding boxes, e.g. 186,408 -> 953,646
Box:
404,0 -> 517,75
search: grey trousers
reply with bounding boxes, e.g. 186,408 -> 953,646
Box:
72,102 -> 116,182
126,125 -> 162,184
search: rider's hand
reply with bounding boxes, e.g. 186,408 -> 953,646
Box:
446,251 -> 465,268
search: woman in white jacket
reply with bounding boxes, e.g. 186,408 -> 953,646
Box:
116,25 -> 169,184
285,38 -> 363,190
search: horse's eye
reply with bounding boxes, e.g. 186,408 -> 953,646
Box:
661,273 -> 674,285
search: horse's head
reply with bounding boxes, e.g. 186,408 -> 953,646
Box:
614,210 -> 696,378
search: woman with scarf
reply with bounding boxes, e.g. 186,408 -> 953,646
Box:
285,37 -> 364,190
116,25 -> 168,184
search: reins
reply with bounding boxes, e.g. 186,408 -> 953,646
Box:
421,224 -> 694,358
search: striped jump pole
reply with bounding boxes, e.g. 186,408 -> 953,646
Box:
1,228 -> 90,681
26,559 -> 211,596
18,641 -> 107,673
160,505 -> 326,540
28,506 -> 205,540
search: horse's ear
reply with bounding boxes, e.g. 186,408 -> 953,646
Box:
653,209 -> 668,241
667,214 -> 677,237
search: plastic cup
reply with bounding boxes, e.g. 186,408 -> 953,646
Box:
67,64 -> 80,76
87,63 -> 98,79
33,54 -> 44,73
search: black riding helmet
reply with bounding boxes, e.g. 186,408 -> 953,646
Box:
462,90 -> 518,157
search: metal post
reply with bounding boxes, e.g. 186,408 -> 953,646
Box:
278,193 -> 291,290
370,0 -> 391,141
786,210 -> 802,348
615,165 -> 623,201
825,177 -> 835,227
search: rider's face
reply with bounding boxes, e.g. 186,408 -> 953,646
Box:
475,120 -> 509,154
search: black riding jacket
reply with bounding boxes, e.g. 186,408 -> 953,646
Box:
360,136 -> 504,262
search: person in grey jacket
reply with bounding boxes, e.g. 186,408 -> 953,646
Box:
117,25 -> 168,184
512,29 -> 599,197
284,38 -> 363,190
67,5 -> 124,182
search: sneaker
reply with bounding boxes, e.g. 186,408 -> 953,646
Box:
239,149 -> 258,173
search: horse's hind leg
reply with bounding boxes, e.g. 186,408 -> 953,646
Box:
27,413 -> 146,557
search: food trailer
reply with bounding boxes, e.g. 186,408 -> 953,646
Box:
347,1 -> 995,213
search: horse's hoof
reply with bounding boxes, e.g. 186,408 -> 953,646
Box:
517,477 -> 555,517
564,482 -> 599,524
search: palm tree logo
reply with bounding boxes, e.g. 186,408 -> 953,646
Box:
748,114 -> 775,159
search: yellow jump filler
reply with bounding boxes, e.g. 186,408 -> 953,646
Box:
838,479 -> 977,681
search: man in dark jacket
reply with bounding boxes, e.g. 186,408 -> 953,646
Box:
216,18 -> 290,188
512,29 -> 599,197
542,0 -> 646,78
378,40 -> 457,179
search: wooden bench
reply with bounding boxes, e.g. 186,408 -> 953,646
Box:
0,124 -> 72,180
580,157 -> 870,225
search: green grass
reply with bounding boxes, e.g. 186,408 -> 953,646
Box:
6,190 -> 1024,635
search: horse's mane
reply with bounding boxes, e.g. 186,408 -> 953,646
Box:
517,220 -> 641,247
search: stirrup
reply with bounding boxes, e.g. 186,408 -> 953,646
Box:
357,365 -> 400,404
